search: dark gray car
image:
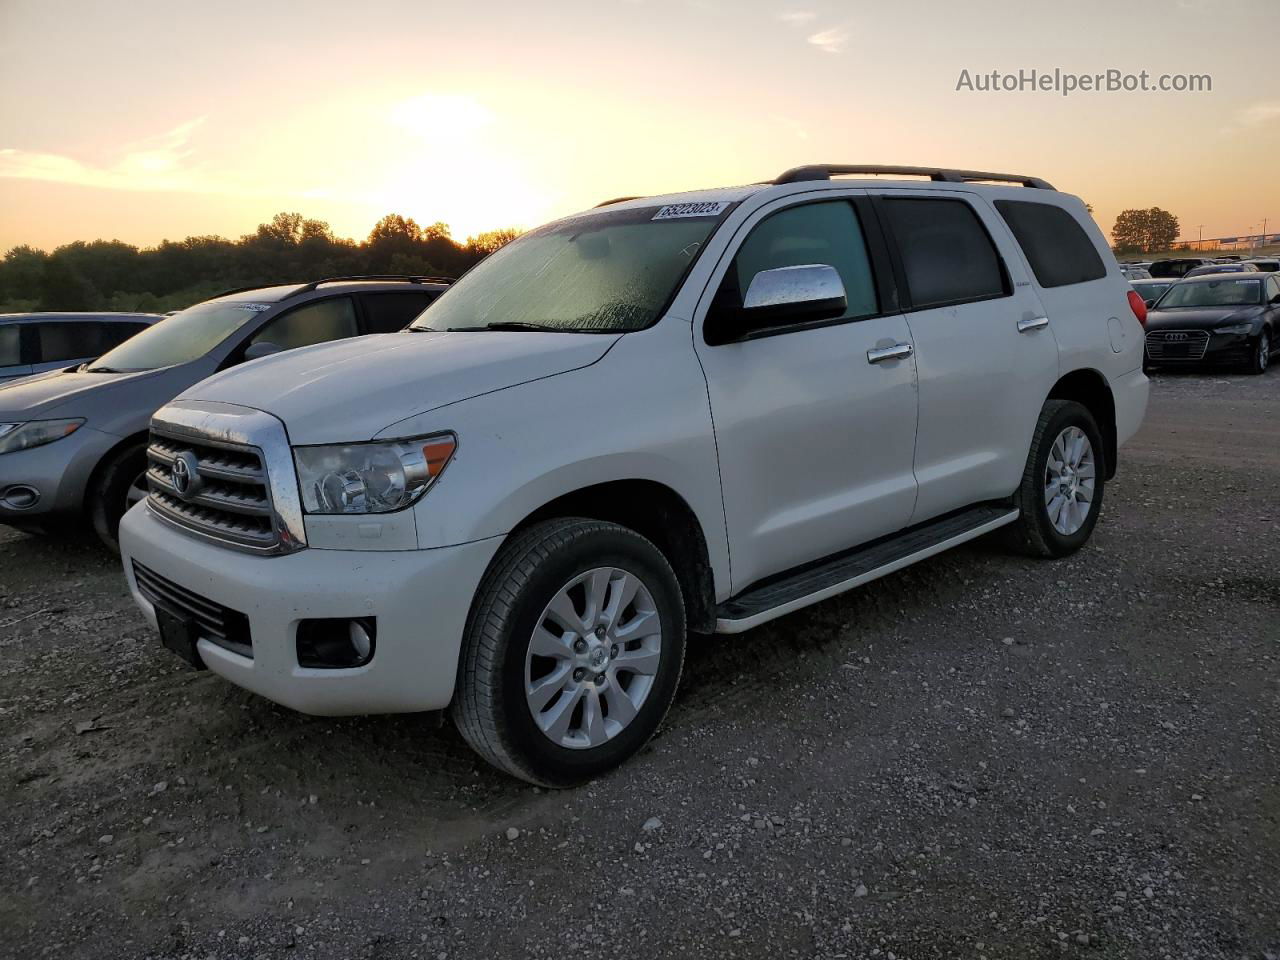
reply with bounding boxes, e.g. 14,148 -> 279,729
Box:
0,277 -> 447,546
1,312 -> 160,383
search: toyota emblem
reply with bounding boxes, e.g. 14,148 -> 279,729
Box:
170,451 -> 201,500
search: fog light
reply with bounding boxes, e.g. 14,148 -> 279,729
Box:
0,485 -> 40,510
296,617 -> 376,668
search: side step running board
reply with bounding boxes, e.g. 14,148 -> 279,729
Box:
714,504 -> 1020,634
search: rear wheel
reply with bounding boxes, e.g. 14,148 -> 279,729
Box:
1007,400 -> 1105,558
1245,329 -> 1270,375
89,443 -> 148,552
451,518 -> 686,787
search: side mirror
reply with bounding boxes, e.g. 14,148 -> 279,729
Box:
1144,298 -> 1157,309
243,341 -> 283,362
1271,293 -> 1280,305
742,264 -> 847,324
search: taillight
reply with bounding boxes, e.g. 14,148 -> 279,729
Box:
1127,290 -> 1148,327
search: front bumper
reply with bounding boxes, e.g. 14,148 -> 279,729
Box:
120,503 -> 503,715
0,425 -> 120,522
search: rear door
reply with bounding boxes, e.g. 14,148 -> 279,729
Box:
693,192 -> 919,591
0,323 -> 33,381
873,190 -> 1059,522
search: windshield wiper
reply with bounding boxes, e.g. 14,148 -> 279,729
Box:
456,321 -> 561,332
85,365 -> 121,373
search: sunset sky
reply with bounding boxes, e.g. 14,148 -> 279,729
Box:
1,0 -> 1277,252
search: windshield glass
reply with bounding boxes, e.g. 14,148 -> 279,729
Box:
410,202 -> 734,333
89,300 -> 271,371
1156,279 -> 1263,309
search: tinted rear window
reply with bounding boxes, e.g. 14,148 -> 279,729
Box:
881,197 -> 1007,309
994,200 -> 1106,288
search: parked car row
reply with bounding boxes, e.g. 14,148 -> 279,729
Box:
1122,255 -> 1279,280
5,165 -> 1153,784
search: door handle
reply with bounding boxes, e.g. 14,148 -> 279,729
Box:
1017,316 -> 1050,333
867,342 -> 913,364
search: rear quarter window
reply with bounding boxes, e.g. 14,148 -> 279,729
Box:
994,199 -> 1107,288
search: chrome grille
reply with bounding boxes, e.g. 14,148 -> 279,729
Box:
1145,329 -> 1209,360
132,561 -> 252,658
146,431 -> 279,550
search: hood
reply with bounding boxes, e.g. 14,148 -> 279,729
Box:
1145,305 -> 1263,332
0,365 -> 169,421
182,330 -> 621,444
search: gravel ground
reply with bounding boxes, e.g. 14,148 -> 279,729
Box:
2,370 -> 1278,960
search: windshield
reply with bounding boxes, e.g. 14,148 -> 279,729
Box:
1156,278 -> 1263,309
410,202 -> 734,333
89,300 -> 271,372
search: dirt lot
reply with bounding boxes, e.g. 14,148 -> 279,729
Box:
2,371 -> 1278,960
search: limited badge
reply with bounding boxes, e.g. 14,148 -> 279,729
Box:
652,201 -> 731,220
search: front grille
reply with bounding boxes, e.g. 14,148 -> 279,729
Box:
132,561 -> 252,658
1145,329 -> 1209,361
146,431 -> 279,550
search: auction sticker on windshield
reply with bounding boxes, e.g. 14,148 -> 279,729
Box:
652,201 -> 731,220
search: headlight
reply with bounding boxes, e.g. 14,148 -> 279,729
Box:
1214,323 -> 1253,336
0,419 -> 85,455
293,434 -> 456,514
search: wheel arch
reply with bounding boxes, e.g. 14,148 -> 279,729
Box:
82,429 -> 149,513
1048,368 -> 1117,479
506,479 -> 718,634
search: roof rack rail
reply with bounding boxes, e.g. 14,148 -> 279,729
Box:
595,196 -> 644,207
774,165 -> 1055,191
291,275 -> 454,296
210,283 -> 299,300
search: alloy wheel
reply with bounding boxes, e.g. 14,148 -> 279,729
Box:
524,566 -> 662,750
1044,426 -> 1096,536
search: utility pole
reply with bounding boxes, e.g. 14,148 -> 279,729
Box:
1197,224 -> 1204,251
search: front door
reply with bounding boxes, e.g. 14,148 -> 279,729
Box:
694,195 -> 919,592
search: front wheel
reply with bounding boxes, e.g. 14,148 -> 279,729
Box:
1007,400 -> 1105,558
1245,329 -> 1270,375
451,518 -> 686,787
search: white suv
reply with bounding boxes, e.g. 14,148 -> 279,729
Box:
120,164 -> 1149,786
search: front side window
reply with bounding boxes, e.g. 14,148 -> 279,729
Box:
0,325 -> 19,366
36,321 -> 110,363
881,197 -> 1007,309
1157,279 -> 1263,308
362,291 -> 437,334
411,203 -> 731,334
250,297 -> 359,351
715,200 -> 879,330
995,199 -> 1106,288
90,301 -> 270,372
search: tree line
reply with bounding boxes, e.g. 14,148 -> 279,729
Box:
0,213 -> 522,314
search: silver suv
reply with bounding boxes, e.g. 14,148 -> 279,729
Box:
0,277 -> 447,546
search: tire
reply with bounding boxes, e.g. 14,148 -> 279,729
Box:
89,443 -> 149,552
1245,329 -> 1270,375
451,518 -> 687,787
1006,400 -> 1106,559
